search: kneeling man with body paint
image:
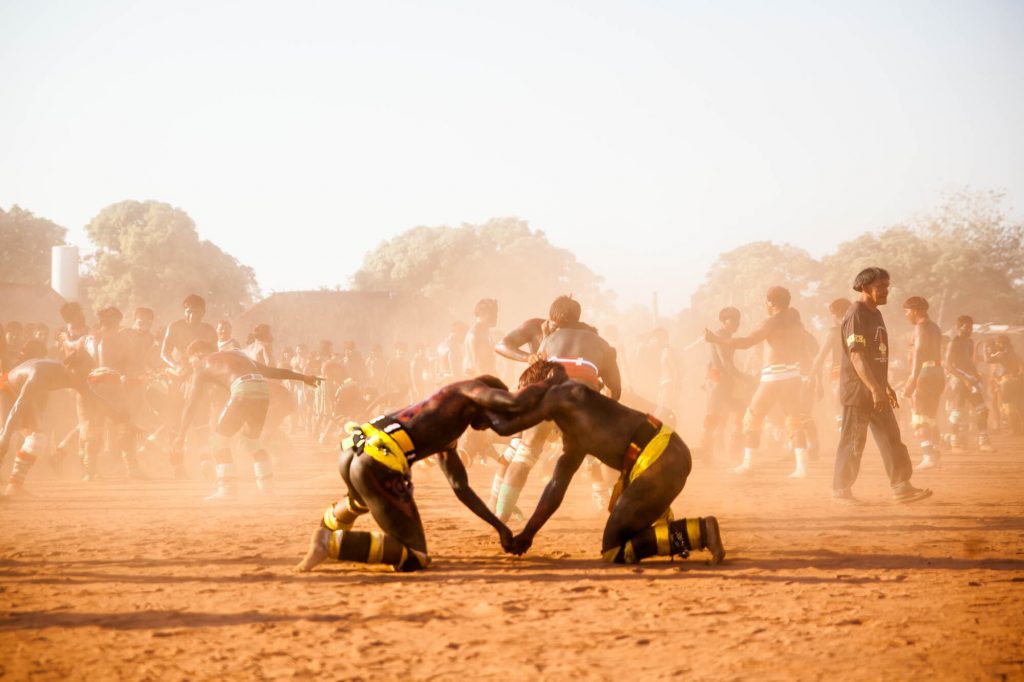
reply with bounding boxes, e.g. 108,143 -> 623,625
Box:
296,376 -> 527,573
489,361 -> 725,565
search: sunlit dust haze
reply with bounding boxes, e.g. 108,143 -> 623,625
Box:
2,0 -> 1022,312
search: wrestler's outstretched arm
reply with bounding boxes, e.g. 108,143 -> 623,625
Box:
485,400 -> 550,437
437,447 -> 514,552
705,319 -> 772,350
508,448 -> 586,555
255,362 -> 321,387
458,381 -> 548,418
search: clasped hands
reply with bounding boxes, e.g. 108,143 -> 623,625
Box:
497,526 -> 534,556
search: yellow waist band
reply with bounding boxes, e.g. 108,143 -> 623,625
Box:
355,421 -> 416,475
629,425 -> 673,483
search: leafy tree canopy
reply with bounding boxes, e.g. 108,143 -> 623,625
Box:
352,218 -> 607,324
690,241 -> 823,328
0,205 -> 67,286
84,200 -> 258,321
692,189 -> 1024,330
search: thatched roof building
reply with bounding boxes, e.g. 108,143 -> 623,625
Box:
0,282 -> 66,327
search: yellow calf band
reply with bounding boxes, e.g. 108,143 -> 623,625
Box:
601,547 -> 619,563
654,522 -> 671,556
686,518 -> 703,551
344,495 -> 368,515
323,505 -> 341,531
367,531 -> 385,564
623,541 -> 638,564
328,530 -> 342,559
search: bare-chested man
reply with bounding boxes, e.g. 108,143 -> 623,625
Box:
700,307 -> 754,462
81,307 -> 142,479
488,361 -> 725,565
945,315 -> 994,452
901,297 -> 945,470
161,295 -> 217,375
244,324 -> 275,367
705,286 -> 811,478
0,352 -> 115,495
492,295 -> 621,520
295,376 -> 525,573
174,343 -> 320,501
809,298 -> 852,431
161,295 -> 218,477
465,299 -> 498,376
987,335 -> 1023,433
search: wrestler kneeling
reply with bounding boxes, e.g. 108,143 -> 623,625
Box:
296,376 -> 523,573
490,361 -> 725,565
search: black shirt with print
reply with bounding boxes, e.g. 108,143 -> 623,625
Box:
839,301 -> 889,408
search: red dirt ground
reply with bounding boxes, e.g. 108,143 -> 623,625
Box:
2,434 -> 1022,681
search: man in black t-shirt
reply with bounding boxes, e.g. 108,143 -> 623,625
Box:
832,267 -> 932,505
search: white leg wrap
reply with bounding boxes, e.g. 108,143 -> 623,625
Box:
789,448 -> 808,478
501,437 -> 521,464
511,441 -> 538,468
254,460 -> 274,492
22,433 -> 48,456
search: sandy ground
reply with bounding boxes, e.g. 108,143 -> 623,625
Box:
1,432 -> 1022,681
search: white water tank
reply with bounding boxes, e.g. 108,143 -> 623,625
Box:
52,245 -> 79,301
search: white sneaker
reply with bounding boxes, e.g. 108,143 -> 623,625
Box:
915,456 -> 937,471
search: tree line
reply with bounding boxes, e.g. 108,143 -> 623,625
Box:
2,190 -> 1021,328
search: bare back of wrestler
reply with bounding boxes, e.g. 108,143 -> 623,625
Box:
296,377 -> 531,572
485,362 -> 724,565
1,354 -> 123,495
539,327 -> 621,398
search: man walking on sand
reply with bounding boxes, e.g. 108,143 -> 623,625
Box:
832,267 -> 932,505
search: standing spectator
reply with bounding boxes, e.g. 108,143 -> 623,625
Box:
831,267 -> 932,505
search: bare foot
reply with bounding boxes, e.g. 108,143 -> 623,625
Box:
296,527 -> 331,572
703,516 -> 726,566
3,484 -> 34,498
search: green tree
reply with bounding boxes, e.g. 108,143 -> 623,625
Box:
690,241 -> 824,327
352,218 -> 608,324
84,200 -> 258,321
821,190 -> 1024,327
0,205 -> 67,286
820,226 -> 941,307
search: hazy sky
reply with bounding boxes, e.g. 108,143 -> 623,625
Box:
2,0 -> 1022,313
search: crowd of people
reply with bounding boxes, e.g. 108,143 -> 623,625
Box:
2,267 -> 1023,569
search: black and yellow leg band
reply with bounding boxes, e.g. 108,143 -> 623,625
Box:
654,522 -> 671,556
323,505 -> 342,531
601,541 -> 639,564
686,518 -> 703,551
